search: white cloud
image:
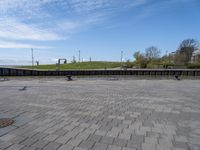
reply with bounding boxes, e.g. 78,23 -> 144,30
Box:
0,0 -> 57,14
56,20 -> 80,33
0,18 -> 63,41
0,0 -> 147,20
0,40 -> 52,49
0,0 -> 147,43
137,0 -> 197,18
67,0 -> 146,14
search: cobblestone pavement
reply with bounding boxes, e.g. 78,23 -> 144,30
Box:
0,78 -> 200,150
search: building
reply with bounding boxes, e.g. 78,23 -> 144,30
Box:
191,49 -> 200,63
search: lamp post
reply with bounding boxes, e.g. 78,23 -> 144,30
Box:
121,51 -> 123,63
78,50 -> 80,62
121,51 -> 124,69
31,48 -> 34,67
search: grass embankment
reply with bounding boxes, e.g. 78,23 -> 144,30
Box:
20,61 -> 122,70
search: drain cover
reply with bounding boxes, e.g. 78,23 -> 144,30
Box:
0,118 -> 15,128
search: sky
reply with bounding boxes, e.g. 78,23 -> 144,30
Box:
0,0 -> 200,65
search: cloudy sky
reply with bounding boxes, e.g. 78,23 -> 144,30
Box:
0,0 -> 200,65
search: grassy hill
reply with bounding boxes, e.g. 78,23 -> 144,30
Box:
19,61 -> 123,70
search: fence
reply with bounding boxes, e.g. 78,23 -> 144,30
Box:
0,67 -> 200,77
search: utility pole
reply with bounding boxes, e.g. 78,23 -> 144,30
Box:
166,50 -> 169,63
78,50 -> 80,62
73,56 -> 75,63
121,51 -> 123,62
121,51 -> 124,69
31,48 -> 34,67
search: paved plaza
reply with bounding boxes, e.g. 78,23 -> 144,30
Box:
0,78 -> 200,150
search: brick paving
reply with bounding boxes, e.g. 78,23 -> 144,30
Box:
0,78 -> 200,150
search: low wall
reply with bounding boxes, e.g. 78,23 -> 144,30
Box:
0,67 -> 200,77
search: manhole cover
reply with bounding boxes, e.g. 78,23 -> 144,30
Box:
0,118 -> 15,128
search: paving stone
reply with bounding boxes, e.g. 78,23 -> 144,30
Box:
20,146 -> 37,150
95,130 -> 107,136
43,134 -> 59,142
122,147 -> 136,150
189,144 -> 200,150
0,141 -> 13,149
113,138 -> 128,147
1,79 -> 200,150
31,139 -> 49,149
189,136 -> 200,145
147,131 -> 160,138
87,134 -> 102,142
67,138 -> 82,146
159,139 -> 173,147
76,132 -> 90,140
31,132 -> 48,140
0,126 -> 16,137
56,135 -> 72,144
73,127 -> 85,133
135,129 -> 146,136
53,129 -> 68,136
118,133 -> 131,140
100,126 -> 112,132
173,141 -> 188,149
58,144 -> 74,150
101,136 -> 114,145
93,142 -> 108,150
127,140 -> 142,150
175,136 -> 188,143
43,141 -> 62,150
84,128 -> 96,134
5,144 -> 24,150
90,124 -> 100,130
145,137 -> 158,144
20,137 -> 38,146
142,143 -> 156,150
21,131 -> 38,138
107,145 -> 122,150
157,144 -> 172,150
0,134 -> 16,141
79,140 -> 96,149
73,147 -> 88,150
172,148 -> 187,150
9,136 -> 27,144
107,131 -> 119,138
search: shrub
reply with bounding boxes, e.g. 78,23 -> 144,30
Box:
163,63 -> 175,69
125,62 -> 135,68
187,64 -> 200,69
140,62 -> 147,68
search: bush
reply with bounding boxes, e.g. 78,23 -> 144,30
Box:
125,62 -> 135,68
140,62 -> 147,68
163,63 -> 175,69
187,64 -> 200,69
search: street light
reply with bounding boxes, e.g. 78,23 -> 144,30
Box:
31,48 -> 34,67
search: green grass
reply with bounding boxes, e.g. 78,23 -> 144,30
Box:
19,61 -> 123,70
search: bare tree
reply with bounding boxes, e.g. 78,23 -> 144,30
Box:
145,46 -> 161,61
179,39 -> 199,50
134,51 -> 141,62
174,53 -> 187,65
133,51 -> 148,68
178,39 -> 199,64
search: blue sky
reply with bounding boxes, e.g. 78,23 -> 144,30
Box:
0,0 -> 200,65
